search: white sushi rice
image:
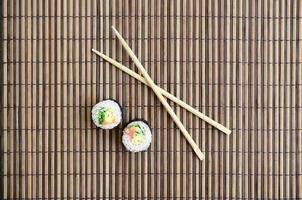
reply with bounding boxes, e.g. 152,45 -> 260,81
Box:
91,100 -> 122,129
122,120 -> 152,152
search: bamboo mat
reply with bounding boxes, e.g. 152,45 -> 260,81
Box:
1,0 -> 302,199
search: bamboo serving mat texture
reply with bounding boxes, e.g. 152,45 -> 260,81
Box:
1,0 -> 302,199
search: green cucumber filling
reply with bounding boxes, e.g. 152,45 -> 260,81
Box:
96,107 -> 108,124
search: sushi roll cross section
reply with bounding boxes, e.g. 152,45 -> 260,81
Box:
91,99 -> 122,129
122,120 -> 152,152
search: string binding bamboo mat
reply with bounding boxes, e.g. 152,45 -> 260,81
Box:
1,0 -> 302,199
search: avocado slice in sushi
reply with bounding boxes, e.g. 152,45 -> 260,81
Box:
95,107 -> 115,125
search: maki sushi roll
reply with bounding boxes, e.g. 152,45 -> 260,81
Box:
122,120 -> 152,152
91,99 -> 122,129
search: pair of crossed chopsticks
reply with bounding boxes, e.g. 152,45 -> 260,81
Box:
92,26 -> 231,160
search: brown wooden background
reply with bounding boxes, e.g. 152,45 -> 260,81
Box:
1,0 -> 302,199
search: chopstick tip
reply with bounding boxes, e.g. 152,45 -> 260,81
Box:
225,129 -> 231,135
198,152 -> 205,161
111,25 -> 117,32
193,146 -> 205,161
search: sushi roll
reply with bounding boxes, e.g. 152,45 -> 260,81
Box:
122,120 -> 152,152
91,99 -> 122,129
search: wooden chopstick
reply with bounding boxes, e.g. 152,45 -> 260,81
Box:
111,26 -> 205,161
92,48 -> 231,135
